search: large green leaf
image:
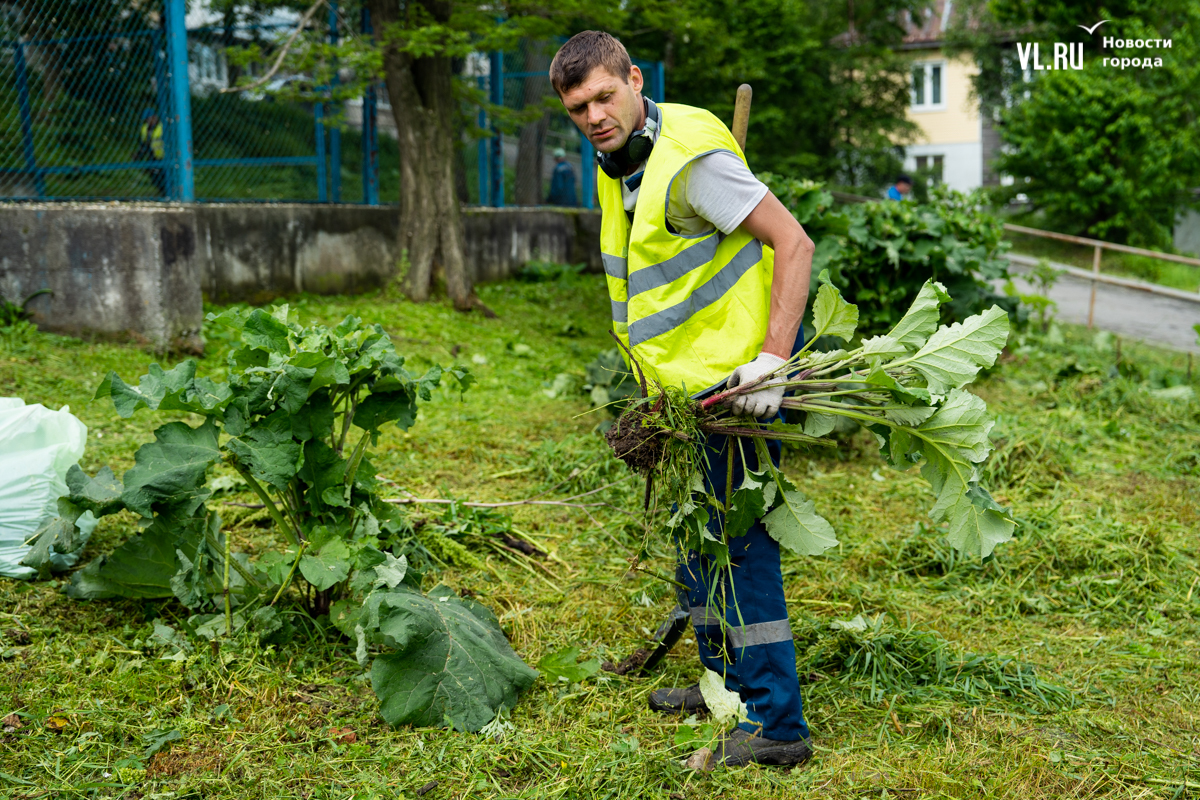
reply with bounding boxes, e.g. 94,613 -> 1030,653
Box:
886,280 -> 950,349
946,486 -> 1016,559
65,465 -> 125,517
21,500 -> 87,577
858,335 -> 908,361
810,282 -> 858,342
881,405 -> 937,427
67,522 -> 183,600
354,388 -> 418,434
22,466 -> 124,577
802,410 -> 838,437
122,420 -> 222,518
912,389 -> 994,464
95,361 -> 233,418
762,476 -> 838,556
299,539 -> 352,591
297,439 -> 349,513
225,420 -> 302,491
242,308 -> 292,354
67,513 -> 225,604
912,395 -> 1015,560
724,469 -> 773,540
367,586 -> 537,732
899,305 -> 1010,395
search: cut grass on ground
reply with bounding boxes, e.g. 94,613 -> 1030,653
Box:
1,273 -> 1198,799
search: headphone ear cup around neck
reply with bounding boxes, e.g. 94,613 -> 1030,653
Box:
597,149 -> 627,179
595,118 -> 656,180
626,132 -> 654,165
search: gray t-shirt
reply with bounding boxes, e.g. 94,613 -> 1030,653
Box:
621,115 -> 768,237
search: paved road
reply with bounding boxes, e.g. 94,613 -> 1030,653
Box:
998,259 -> 1200,354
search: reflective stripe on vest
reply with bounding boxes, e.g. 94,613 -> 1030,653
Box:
597,103 -> 772,394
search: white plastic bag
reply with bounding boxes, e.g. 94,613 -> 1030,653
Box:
0,398 -> 89,578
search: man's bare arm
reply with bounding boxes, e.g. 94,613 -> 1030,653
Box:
739,192 -> 815,358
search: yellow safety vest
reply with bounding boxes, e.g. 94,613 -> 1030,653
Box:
598,103 -> 773,395
140,122 -> 164,160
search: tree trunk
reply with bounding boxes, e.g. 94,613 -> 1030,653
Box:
368,0 -> 492,315
223,5 -> 241,88
514,41 -> 551,206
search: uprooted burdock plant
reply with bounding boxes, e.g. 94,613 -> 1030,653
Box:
21,305 -> 538,732
608,278 -> 1016,570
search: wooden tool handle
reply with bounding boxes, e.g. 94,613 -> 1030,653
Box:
732,83 -> 753,152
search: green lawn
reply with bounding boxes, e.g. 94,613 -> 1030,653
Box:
1,274 -> 1198,799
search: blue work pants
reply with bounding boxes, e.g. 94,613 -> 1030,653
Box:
676,428 -> 811,742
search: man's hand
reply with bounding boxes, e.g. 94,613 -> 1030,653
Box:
725,352 -> 787,418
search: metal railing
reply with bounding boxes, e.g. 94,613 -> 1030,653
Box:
0,0 -> 366,203
1002,224 -> 1200,326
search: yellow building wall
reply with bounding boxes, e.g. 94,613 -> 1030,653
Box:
906,50 -> 980,145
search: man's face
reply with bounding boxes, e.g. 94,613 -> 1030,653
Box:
897,181 -> 912,194
560,65 -> 644,153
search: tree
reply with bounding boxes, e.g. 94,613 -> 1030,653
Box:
365,0 -> 481,310
946,0 -> 1200,246
995,68 -> 1198,247
513,40 -> 554,206
617,0 -> 928,188
231,1 -> 606,309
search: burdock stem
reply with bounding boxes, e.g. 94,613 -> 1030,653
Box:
223,528 -> 233,636
608,330 -> 648,399
230,462 -> 300,546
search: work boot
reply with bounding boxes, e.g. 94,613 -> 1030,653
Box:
647,684 -> 708,715
710,727 -> 813,768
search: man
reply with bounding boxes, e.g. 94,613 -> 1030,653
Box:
547,147 -> 578,206
551,31 -> 816,768
137,109 -> 166,197
886,174 -> 912,201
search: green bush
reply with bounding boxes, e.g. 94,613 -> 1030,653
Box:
762,174 -> 1018,338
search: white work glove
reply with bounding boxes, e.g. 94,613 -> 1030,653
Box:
725,352 -> 787,419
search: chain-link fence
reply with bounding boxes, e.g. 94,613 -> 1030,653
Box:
1,0 -> 169,199
0,0 -> 662,206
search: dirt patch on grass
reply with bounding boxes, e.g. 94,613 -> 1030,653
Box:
146,745 -> 225,778
605,410 -> 663,472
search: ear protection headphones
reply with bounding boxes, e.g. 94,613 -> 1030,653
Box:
596,98 -> 660,180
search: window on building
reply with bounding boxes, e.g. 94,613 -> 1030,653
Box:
911,62 -> 944,109
914,154 -> 945,184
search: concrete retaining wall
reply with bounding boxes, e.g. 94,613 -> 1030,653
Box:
0,205 -> 205,351
0,203 -> 602,348
195,205 -> 399,304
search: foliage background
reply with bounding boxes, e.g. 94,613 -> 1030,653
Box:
764,176 -> 1017,337
617,0 -> 925,189
946,0 -> 1200,247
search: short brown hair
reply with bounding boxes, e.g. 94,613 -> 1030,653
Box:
550,31 -> 632,96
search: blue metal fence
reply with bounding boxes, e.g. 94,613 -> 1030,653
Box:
0,0 -> 662,206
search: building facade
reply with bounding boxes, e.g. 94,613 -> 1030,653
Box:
898,1 -> 999,193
